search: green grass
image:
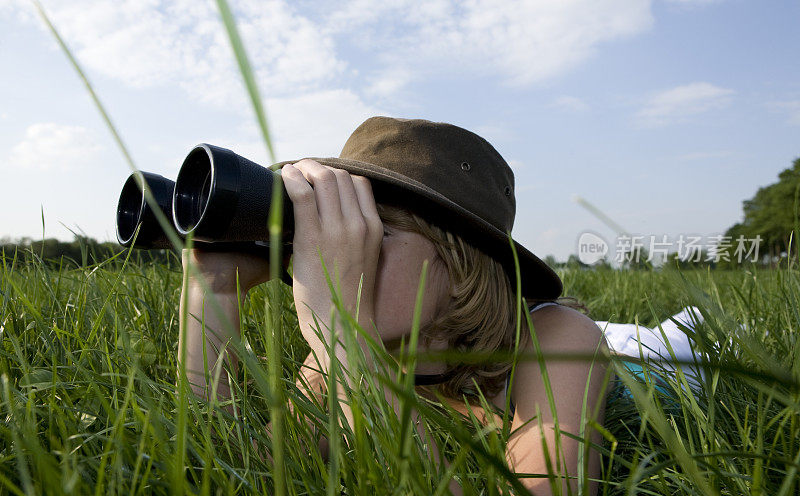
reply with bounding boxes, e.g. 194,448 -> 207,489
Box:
15,3 -> 800,493
1,248 -> 799,494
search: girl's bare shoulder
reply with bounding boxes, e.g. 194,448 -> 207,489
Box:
508,304 -> 608,422
528,303 -> 606,354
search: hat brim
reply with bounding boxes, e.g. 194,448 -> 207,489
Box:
277,157 -> 562,300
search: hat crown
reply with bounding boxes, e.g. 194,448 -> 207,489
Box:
339,117 -> 516,232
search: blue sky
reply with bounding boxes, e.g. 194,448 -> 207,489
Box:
1,0 -> 798,261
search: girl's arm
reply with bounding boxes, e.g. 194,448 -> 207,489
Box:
507,305 -> 608,495
281,159 -> 453,479
177,248 -> 270,399
280,160 -> 384,429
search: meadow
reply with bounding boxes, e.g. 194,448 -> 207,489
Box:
7,3 -> 799,494
0,248 -> 798,495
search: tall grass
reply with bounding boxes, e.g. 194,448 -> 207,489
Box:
8,2 -> 800,494
1,248 -> 799,494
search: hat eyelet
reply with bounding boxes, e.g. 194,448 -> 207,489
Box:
460,162 -> 471,171
504,186 -> 512,196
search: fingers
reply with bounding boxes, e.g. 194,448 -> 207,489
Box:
327,168 -> 359,221
281,160 -> 382,245
330,168 -> 382,247
352,176 -> 383,245
281,162 -> 321,234
291,159 -> 343,221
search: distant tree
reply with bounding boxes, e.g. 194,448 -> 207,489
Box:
0,236 -> 176,267
723,157 -> 800,264
566,254 -> 589,269
591,258 -> 613,270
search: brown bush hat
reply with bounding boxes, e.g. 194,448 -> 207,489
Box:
281,116 -> 562,300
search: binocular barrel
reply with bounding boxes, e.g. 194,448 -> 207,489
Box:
116,172 -> 175,249
115,144 -> 294,249
173,144 -> 294,243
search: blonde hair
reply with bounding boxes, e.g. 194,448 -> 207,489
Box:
376,203 -> 584,400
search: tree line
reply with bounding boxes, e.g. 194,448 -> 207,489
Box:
0,236 -> 177,267
721,157 -> 800,266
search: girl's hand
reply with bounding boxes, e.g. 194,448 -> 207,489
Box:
182,248 -> 271,295
280,159 -> 384,349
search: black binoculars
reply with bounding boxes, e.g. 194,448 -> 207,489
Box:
116,144 -> 294,250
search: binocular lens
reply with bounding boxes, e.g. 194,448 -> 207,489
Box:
174,148 -> 213,234
116,174 -> 145,246
115,172 -> 175,249
198,171 -> 211,221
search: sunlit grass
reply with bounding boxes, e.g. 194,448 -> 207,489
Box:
11,1 -> 800,494
2,247 -> 800,494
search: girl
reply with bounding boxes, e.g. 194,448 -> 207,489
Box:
178,117 -> 608,494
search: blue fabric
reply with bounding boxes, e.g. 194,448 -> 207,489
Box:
609,361 -> 680,409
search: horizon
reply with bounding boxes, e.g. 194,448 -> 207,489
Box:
1,0 -> 798,262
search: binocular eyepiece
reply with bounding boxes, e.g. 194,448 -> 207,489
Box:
116,144 -> 294,250
116,171 -> 175,249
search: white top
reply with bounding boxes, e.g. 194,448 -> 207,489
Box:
530,302 -> 705,388
596,306 -> 705,387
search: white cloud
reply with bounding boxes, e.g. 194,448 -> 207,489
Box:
9,0 -> 657,106
200,89 -> 383,167
0,0 -> 32,21
268,89 -> 383,160
23,0 -> 344,108
768,100 -> 800,125
364,68 -> 415,99
329,0 -> 652,89
551,96 -> 590,112
8,123 -> 102,170
637,82 -> 734,126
